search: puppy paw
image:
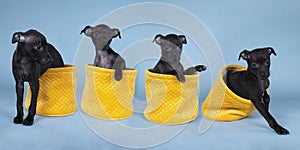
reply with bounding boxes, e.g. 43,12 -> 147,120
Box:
195,65 -> 207,72
114,73 -> 122,81
23,117 -> 34,126
13,116 -> 23,124
177,76 -> 185,83
274,126 -> 290,135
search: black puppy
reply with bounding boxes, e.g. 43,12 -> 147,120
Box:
226,47 -> 289,135
12,29 -> 64,126
80,24 -> 125,81
152,34 -> 206,83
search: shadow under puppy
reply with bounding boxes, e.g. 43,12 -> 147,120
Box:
152,34 -> 206,83
80,24 -> 125,81
12,29 -> 64,126
226,47 -> 289,135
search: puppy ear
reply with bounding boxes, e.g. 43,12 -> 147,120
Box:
12,32 -> 25,44
153,34 -> 164,45
80,26 -> 93,36
265,47 -> 277,56
179,35 -> 187,44
112,28 -> 121,39
238,50 -> 250,61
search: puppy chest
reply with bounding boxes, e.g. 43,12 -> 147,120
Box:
19,58 -> 33,79
98,55 -> 114,68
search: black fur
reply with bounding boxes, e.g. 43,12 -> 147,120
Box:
152,34 -> 206,83
12,29 -> 64,126
80,24 -> 125,81
226,47 -> 289,135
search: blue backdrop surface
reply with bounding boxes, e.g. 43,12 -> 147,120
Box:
0,0 -> 299,150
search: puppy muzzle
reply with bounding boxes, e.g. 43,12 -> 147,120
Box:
36,57 -> 54,65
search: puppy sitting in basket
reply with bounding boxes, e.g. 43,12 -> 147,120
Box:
152,34 -> 206,82
81,24 -> 125,81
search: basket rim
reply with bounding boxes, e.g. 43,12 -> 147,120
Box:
85,64 -> 137,74
42,64 -> 77,74
219,64 -> 254,104
145,68 -> 200,80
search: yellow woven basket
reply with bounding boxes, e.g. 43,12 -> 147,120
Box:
144,69 -> 200,124
81,65 -> 137,120
202,64 -> 256,121
25,65 -> 77,116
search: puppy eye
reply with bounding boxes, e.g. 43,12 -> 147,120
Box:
35,44 -> 42,50
265,60 -> 270,65
251,63 -> 259,68
164,46 -> 171,51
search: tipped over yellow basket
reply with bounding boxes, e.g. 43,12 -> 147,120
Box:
25,65 -> 77,116
202,64 -> 256,121
144,69 -> 200,124
81,65 -> 137,120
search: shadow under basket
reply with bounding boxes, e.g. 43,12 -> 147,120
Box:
144,69 -> 200,124
81,65 -> 137,120
202,64 -> 256,121
25,65 -> 77,116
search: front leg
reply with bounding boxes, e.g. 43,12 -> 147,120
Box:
94,54 -> 100,67
251,98 -> 289,135
14,81 -> 24,124
184,67 -> 197,75
263,91 -> 270,111
168,70 -> 185,83
175,71 -> 185,83
112,56 -> 125,81
24,80 -> 39,126
184,65 -> 207,75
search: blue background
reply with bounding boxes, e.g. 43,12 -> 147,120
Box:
0,0 -> 299,149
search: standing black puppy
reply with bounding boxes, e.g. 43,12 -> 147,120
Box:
226,47 -> 289,135
80,24 -> 125,81
12,29 -> 64,126
152,34 -> 206,83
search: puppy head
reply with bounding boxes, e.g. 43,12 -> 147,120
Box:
12,30 -> 53,65
80,24 -> 121,49
153,34 -> 187,61
239,47 -> 277,80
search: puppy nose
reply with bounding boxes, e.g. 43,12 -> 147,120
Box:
261,71 -> 270,78
39,57 -> 53,65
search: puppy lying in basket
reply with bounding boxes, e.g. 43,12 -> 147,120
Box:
81,24 -> 125,81
152,34 -> 206,82
226,47 -> 289,135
